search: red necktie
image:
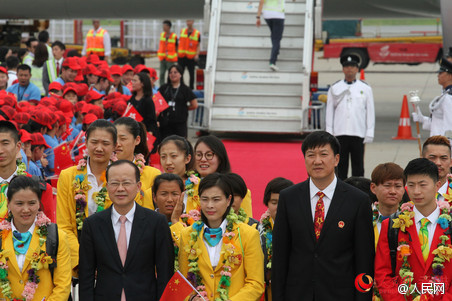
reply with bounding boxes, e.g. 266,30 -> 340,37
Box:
117,215 -> 127,301
56,62 -> 60,76
314,191 -> 325,240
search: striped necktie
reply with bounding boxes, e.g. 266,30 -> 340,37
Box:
419,218 -> 430,262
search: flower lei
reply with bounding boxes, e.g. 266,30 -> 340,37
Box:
392,201 -> 452,299
260,209 -> 273,269
372,202 -> 379,227
16,160 -> 27,176
173,210 -> 201,272
133,153 -> 145,175
0,211 -> 53,301
185,171 -> 199,198
185,208 -> 242,301
74,155 -> 116,231
442,174 -> 452,204
236,208 -> 247,224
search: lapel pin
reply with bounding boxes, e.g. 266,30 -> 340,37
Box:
338,221 -> 345,228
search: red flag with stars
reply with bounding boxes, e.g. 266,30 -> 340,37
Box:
160,271 -> 195,301
122,104 -> 143,122
152,91 -> 169,115
54,143 -> 75,175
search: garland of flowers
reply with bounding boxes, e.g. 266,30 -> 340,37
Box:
236,208 -> 247,224
16,160 -> 27,176
0,211 -> 53,301
391,201 -> 452,300
442,174 -> 452,204
133,153 -> 145,175
372,202 -> 379,227
173,210 -> 201,272
185,208 -> 241,301
260,209 -> 273,269
74,156 -> 116,230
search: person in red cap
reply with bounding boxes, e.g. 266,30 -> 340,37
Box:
110,65 -> 132,96
82,20 -> 111,61
54,57 -> 80,86
84,64 -> 100,87
6,64 -> 41,103
91,68 -> 112,95
43,41 -> 66,95
82,113 -> 98,131
0,66 -> 8,91
63,85 -> 78,105
84,90 -> 104,109
48,81 -> 63,96
121,64 -> 134,89
29,132 -> 51,178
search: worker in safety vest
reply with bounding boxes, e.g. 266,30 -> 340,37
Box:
157,20 -> 178,86
82,20 -> 111,62
42,41 -> 65,95
178,19 -> 200,90
23,37 -> 38,67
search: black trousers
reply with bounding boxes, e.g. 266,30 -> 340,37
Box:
160,121 -> 188,140
336,135 -> 364,180
178,57 -> 196,89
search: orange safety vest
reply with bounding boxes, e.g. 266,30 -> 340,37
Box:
157,32 -> 178,62
86,29 -> 106,57
178,28 -> 200,59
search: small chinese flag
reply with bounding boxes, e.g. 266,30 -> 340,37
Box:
160,271 -> 194,301
147,132 -> 156,152
153,91 -> 169,115
54,143 -> 75,175
122,104 -> 144,122
61,127 -> 73,141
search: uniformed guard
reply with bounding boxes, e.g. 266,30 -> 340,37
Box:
412,57 -> 452,138
326,54 -> 375,180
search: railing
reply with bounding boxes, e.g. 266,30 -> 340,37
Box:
302,100 -> 326,132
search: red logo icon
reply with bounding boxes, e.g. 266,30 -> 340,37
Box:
355,273 -> 373,292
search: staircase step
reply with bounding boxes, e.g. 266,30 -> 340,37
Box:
220,23 -> 304,37
217,58 -> 303,72
215,70 -> 304,84
214,94 -> 301,107
221,1 -> 306,14
218,35 -> 304,48
221,13 -> 305,26
217,47 -> 303,60
215,82 -> 303,94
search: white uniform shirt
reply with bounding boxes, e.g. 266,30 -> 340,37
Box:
203,219 -> 227,268
309,176 -> 337,221
326,79 -> 375,139
424,89 -> 452,137
437,181 -> 448,202
111,203 -> 136,248
82,27 -> 112,57
413,205 -> 440,250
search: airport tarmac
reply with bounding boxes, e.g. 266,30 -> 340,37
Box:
148,52 -> 444,179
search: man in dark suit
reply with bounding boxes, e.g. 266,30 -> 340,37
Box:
272,131 -> 374,301
79,160 -> 174,301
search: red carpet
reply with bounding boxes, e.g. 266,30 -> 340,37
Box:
223,140 -> 308,219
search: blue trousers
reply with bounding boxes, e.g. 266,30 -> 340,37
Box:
265,18 -> 285,64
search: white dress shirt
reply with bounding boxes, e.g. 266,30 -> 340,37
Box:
11,219 -> 36,272
309,176 -> 337,221
111,203 -> 136,248
203,219 -> 227,268
7,70 -> 17,87
86,159 -> 105,216
437,181 -> 448,202
326,79 -> 375,139
0,167 -> 18,196
413,205 -> 440,250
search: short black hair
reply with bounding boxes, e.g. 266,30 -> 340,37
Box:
198,173 -> 234,226
225,173 -> 247,198
404,158 -> 439,183
163,20 -> 172,28
52,40 -> 66,51
301,131 -> 340,156
7,175 -> 42,202
38,31 -> 49,43
263,177 -> 294,206
194,135 -> 231,174
106,160 -> 140,183
0,120 -> 19,142
344,176 -> 376,203
152,173 -> 184,196
17,64 -> 31,74
6,55 -> 20,70
85,119 -> 118,145
25,37 -> 37,48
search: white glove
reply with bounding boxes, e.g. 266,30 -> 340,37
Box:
363,136 -> 373,144
412,106 -> 428,124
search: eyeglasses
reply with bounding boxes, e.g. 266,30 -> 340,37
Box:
195,151 -> 215,161
107,181 -> 136,189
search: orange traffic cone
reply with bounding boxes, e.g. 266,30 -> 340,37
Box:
392,95 -> 416,140
360,69 -> 365,80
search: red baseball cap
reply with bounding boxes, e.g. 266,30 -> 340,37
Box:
88,105 -> 104,119
122,64 -> 133,74
86,54 -> 101,65
81,103 -> 96,115
0,67 -> 7,75
14,112 -> 31,125
103,99 -> 114,110
49,81 -> 63,92
19,129 -> 32,143
84,64 -> 101,76
55,111 -> 69,126
16,101 -> 31,113
76,83 -> 89,97
75,69 -> 84,82
110,65 -> 122,76
148,67 -> 158,80
84,90 -> 104,103
0,105 -> 16,120
133,64 -> 150,74
39,97 -> 57,107
30,133 -> 51,148
62,57 -> 81,70
98,68 -> 113,82
112,101 -> 128,116
74,101 -> 86,113
30,110 -> 54,129
63,86 -> 78,96
83,113 -> 98,125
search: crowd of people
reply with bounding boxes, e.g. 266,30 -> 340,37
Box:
0,20 -> 452,301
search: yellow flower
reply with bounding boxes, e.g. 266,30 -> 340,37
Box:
185,242 -> 201,261
0,249 -> 11,264
392,212 -> 414,232
37,254 -> 53,270
432,245 -> 452,262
